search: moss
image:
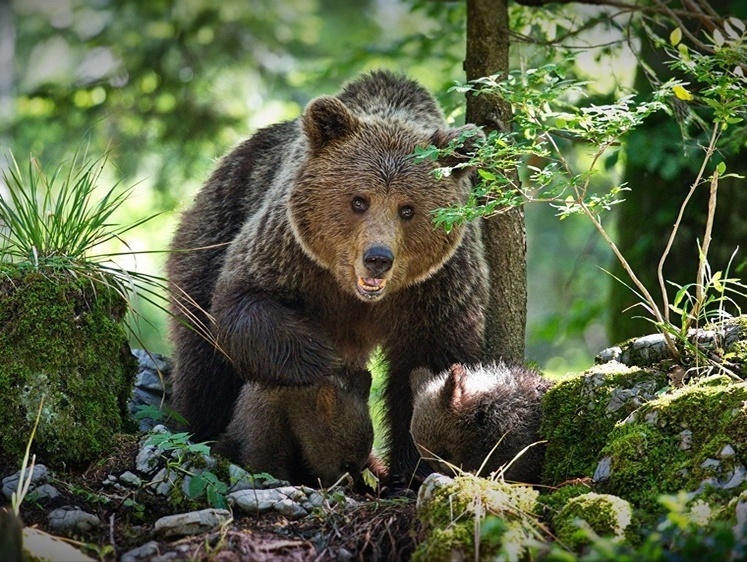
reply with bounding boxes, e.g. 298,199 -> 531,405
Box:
597,375 -> 747,527
415,474 -> 543,561
539,483 -> 593,520
553,492 -> 633,551
540,363 -> 667,485
0,265 -> 137,468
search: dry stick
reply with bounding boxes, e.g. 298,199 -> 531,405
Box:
657,124 -> 720,326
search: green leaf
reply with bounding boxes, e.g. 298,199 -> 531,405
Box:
672,85 -> 693,101
361,468 -> 379,490
670,27 -> 682,46
716,161 -> 727,175
187,474 -> 207,498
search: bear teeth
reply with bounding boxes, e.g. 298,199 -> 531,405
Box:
357,277 -> 386,295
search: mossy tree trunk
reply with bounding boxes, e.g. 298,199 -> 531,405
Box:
465,0 -> 527,363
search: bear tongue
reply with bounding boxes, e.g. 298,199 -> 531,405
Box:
362,278 -> 384,288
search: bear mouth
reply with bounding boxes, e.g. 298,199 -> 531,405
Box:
356,277 -> 387,299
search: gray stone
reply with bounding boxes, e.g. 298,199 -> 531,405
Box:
721,465 -> 747,490
593,456 -> 613,483
416,473 -> 454,512
26,484 -> 60,502
274,497 -> 309,520
678,430 -> 693,451
700,458 -> 721,470
2,464 -> 48,499
154,508 -> 231,538
149,467 -> 180,497
719,444 -> 736,458
119,471 -> 143,487
596,346 -> 622,363
120,541 -> 161,562
48,507 -> 100,533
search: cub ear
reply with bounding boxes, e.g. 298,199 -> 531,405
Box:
430,124 -> 485,172
410,367 -> 435,395
303,96 -> 360,152
442,363 -> 472,412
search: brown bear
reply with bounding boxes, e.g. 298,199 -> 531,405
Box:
410,362 -> 553,484
214,369 -> 374,487
166,70 -> 489,489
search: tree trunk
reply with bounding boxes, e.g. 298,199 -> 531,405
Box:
465,0 -> 527,362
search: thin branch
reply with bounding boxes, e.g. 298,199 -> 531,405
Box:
656,123 -> 721,324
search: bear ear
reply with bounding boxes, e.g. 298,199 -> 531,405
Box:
430,124 -> 485,173
442,363 -> 473,412
303,96 -> 360,152
410,367 -> 434,395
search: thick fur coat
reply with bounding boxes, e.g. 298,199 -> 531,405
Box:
166,70 -> 489,486
410,362 -> 553,484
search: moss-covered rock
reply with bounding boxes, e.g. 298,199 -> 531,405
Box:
594,374 -> 747,525
414,473 -> 544,561
540,362 -> 668,485
0,265 -> 137,467
553,492 -> 633,551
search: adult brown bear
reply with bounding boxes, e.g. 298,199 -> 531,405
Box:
167,70 -> 489,488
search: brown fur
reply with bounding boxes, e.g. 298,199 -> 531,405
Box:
410,362 -> 553,484
166,70 -> 489,487
215,369 -> 374,487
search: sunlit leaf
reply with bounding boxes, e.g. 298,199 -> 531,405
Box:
728,16 -> 745,33
713,28 -> 725,47
672,85 -> 693,101
670,27 -> 682,46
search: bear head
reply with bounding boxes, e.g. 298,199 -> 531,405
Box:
289,95 -> 484,302
410,363 -> 551,482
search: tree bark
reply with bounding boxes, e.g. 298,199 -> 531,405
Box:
465,0 -> 527,362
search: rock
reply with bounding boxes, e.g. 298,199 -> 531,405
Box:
121,540 -> 161,562
553,492 -> 633,551
48,507 -> 101,533
119,471 -> 143,487
154,508 -> 232,538
678,430 -> 693,451
27,483 -> 60,502
23,527 -> 96,562
593,456 -> 612,483
2,464 -> 49,500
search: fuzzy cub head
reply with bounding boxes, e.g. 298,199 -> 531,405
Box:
289,93 -> 484,302
410,362 -> 552,484
292,373 -> 374,487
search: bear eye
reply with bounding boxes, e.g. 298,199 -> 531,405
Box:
351,196 -> 369,213
399,205 -> 415,220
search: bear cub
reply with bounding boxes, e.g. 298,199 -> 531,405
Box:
215,371 -> 374,487
410,362 -> 553,484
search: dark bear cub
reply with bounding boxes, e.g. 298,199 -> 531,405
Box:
215,371 -> 374,487
410,362 -> 553,484
166,69 -> 488,488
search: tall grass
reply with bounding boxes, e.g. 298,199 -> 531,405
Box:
0,148 -> 171,349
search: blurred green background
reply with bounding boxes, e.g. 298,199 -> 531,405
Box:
2,0 -> 744,378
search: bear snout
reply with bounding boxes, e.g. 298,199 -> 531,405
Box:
363,245 -> 394,277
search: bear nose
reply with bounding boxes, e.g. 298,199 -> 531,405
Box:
363,246 -> 394,277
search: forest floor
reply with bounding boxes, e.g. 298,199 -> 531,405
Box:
3,434 -> 421,561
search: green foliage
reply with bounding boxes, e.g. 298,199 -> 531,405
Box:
144,430 -> 229,509
553,493 -> 634,552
